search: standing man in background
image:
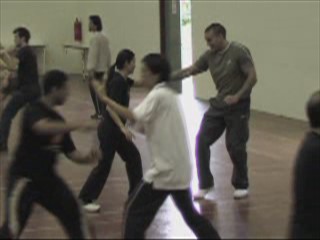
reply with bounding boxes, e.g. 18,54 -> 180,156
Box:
171,23 -> 257,200
0,27 -> 41,152
87,15 -> 111,119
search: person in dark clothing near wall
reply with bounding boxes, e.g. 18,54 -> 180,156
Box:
0,70 -> 100,239
0,27 -> 41,152
290,90 -> 320,239
79,49 -> 143,213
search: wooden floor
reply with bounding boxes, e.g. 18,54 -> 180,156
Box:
0,77 -> 308,239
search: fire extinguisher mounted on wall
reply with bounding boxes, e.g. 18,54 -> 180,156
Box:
74,18 -> 82,42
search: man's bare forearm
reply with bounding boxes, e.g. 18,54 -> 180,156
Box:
67,150 -> 94,165
0,64 -> 16,72
235,69 -> 257,99
102,96 -> 135,122
0,51 -> 18,71
107,106 -> 126,131
170,65 -> 202,82
171,68 -> 191,82
32,120 -> 83,135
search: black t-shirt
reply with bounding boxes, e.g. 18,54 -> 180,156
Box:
291,131 -> 320,238
10,101 -> 76,179
17,46 -> 40,92
104,72 -> 134,124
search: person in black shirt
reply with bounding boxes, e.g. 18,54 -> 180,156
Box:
79,49 -> 143,213
0,27 -> 41,152
290,90 -> 320,239
0,70 -> 100,239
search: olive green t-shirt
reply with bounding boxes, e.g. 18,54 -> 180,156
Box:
195,42 -> 254,107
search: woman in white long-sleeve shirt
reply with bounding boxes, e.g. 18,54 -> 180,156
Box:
92,53 -> 221,239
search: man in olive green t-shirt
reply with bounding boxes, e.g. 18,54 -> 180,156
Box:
172,23 -> 257,200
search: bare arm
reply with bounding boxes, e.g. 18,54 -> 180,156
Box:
107,105 -> 124,127
1,43 -> 18,55
170,65 -> 203,82
132,79 -> 143,87
0,50 -> 18,71
0,59 -> 7,68
235,62 -> 257,99
32,119 -> 97,135
102,96 -> 135,122
108,106 -> 135,141
224,62 -> 257,105
224,45 -> 257,105
92,80 -> 136,122
66,148 -> 101,165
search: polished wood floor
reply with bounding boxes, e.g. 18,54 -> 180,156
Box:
0,77 -> 308,239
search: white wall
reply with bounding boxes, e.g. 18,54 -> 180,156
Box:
191,1 -> 320,120
0,0 -> 160,77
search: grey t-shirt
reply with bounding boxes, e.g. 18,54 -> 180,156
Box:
195,41 -> 254,107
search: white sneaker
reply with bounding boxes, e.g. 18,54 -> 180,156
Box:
83,202 -> 101,213
193,187 -> 214,201
234,189 -> 249,199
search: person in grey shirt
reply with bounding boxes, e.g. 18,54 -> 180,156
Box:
172,23 -> 257,200
87,15 -> 111,119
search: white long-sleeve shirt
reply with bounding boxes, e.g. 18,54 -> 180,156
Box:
87,32 -> 111,73
133,83 -> 193,190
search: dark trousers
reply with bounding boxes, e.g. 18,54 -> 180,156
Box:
0,174 -> 91,239
290,222 -> 320,239
89,72 -> 106,116
196,99 -> 251,190
0,88 -> 40,147
79,121 -> 143,203
123,182 -> 221,239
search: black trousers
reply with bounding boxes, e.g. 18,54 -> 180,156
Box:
290,222 -> 320,239
79,120 -> 143,203
195,99 -> 251,190
0,174 -> 91,239
89,72 -> 106,116
123,182 -> 221,239
0,88 -> 40,147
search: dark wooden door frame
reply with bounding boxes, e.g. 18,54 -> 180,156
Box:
159,0 -> 166,55
159,0 -> 182,92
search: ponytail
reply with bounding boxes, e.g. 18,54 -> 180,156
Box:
106,63 -> 116,92
105,49 -> 135,91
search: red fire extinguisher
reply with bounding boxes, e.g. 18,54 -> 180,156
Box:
74,18 -> 82,42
